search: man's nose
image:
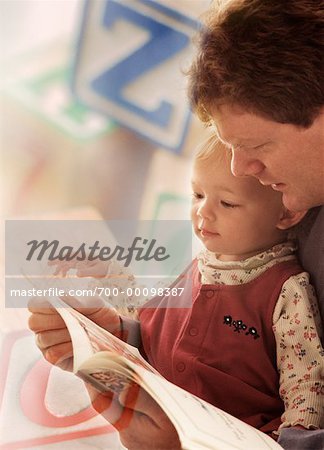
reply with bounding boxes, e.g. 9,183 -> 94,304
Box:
231,148 -> 265,177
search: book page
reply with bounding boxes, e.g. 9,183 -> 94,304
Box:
51,297 -> 158,375
20,229 -> 283,449
77,352 -> 137,396
120,360 -> 284,450
77,350 -> 283,450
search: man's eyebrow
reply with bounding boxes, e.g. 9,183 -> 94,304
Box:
218,138 -> 244,151
214,127 -> 257,148
214,132 -> 237,149
219,138 -> 263,150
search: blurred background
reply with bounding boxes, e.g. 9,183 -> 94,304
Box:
0,1 -> 212,448
0,0 -> 212,221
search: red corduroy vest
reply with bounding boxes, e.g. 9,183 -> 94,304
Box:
139,258 -> 303,434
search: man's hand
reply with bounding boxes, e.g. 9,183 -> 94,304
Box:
88,383 -> 181,450
28,296 -> 121,369
118,386 -> 182,450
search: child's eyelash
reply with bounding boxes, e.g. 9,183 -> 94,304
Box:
220,200 -> 237,208
192,194 -> 238,208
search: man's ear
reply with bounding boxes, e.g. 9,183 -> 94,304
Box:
276,208 -> 308,230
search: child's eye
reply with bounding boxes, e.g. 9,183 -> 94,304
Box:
221,200 -> 237,208
192,192 -> 204,200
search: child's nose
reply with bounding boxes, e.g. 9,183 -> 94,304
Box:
198,200 -> 215,220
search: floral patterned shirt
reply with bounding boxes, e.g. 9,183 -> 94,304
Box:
197,241 -> 324,431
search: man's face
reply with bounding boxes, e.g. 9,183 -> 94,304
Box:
210,104 -> 324,212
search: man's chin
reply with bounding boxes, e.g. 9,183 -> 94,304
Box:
282,192 -> 312,212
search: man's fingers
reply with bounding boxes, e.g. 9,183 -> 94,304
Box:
86,384 -> 143,432
86,383 -> 181,449
59,296 -> 120,331
117,385 -> 181,450
119,384 -> 163,419
85,385 -> 131,429
28,297 -> 56,313
59,294 -> 106,312
28,312 -> 66,333
44,342 -> 73,366
35,328 -> 71,350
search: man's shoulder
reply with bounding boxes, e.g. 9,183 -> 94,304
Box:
297,206 -> 324,323
298,206 -> 324,244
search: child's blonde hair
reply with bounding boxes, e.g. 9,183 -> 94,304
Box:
195,134 -> 231,165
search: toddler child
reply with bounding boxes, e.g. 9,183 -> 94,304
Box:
137,135 -> 323,436
30,135 -> 324,437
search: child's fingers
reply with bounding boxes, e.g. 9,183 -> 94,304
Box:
48,258 -> 110,279
76,261 -> 110,278
48,259 -> 79,276
76,266 -> 99,277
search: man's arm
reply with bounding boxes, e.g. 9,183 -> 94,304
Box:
278,428 -> 324,450
28,296 -> 122,367
120,315 -> 141,347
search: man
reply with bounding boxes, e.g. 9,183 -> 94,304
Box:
186,2 -> 324,448
187,0 -> 324,323
29,1 -> 323,448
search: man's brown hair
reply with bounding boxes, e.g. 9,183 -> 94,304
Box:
188,0 -> 324,127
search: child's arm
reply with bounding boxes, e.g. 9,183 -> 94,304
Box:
273,272 -> 324,432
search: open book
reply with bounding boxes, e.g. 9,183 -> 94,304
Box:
50,297 -> 283,450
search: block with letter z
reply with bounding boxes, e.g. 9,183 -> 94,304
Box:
72,0 -> 207,152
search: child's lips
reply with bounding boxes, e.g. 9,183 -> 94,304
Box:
200,228 -> 219,237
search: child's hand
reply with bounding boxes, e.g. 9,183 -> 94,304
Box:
48,258 -> 110,278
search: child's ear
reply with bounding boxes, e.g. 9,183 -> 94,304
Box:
276,208 -> 308,230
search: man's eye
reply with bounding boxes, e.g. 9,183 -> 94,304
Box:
253,142 -> 270,150
221,200 -> 237,208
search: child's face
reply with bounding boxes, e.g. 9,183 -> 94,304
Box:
191,151 -> 287,260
